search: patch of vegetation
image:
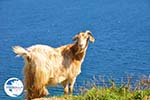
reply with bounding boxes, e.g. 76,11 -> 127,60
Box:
49,87 -> 150,100
36,75 -> 150,100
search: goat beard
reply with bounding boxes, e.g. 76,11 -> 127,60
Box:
75,45 -> 87,55
74,40 -> 88,55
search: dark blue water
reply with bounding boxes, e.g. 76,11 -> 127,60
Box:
0,0 -> 150,99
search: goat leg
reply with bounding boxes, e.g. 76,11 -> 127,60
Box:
69,77 -> 76,95
62,80 -> 69,95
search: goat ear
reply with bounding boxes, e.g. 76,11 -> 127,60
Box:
72,35 -> 78,42
86,30 -> 95,43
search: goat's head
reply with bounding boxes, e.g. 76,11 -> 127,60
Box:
72,30 -> 95,50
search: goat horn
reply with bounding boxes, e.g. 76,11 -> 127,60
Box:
86,30 -> 95,43
86,30 -> 93,36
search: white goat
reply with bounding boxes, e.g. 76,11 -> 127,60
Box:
13,30 -> 95,99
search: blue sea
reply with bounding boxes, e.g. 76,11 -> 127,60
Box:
0,0 -> 150,99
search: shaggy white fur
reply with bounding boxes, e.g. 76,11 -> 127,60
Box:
13,30 -> 94,100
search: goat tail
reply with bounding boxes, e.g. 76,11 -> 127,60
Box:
12,46 -> 30,57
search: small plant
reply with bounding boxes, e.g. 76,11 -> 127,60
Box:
35,75 -> 150,100
78,75 -> 150,100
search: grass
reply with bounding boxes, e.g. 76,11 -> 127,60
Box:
34,75 -> 150,100
34,88 -> 150,100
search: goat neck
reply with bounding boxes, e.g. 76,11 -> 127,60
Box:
71,40 -> 89,61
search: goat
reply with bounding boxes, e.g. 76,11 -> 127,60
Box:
13,30 -> 95,99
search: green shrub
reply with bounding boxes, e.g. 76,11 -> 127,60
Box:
47,75 -> 150,100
